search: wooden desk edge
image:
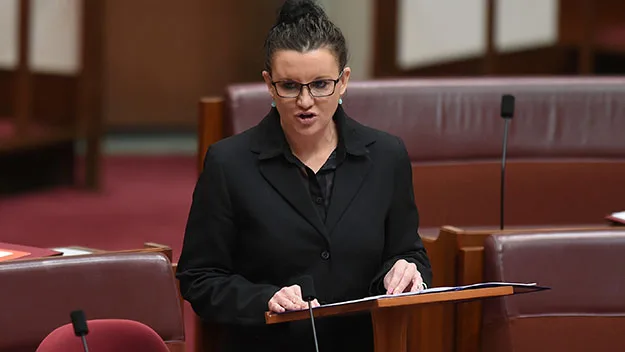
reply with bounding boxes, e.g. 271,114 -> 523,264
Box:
375,286 -> 513,308
265,286 -> 514,325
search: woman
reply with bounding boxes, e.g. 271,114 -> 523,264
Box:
176,0 -> 432,351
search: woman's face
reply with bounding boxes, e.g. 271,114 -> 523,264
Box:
262,48 -> 351,139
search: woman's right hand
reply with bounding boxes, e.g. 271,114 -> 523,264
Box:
268,284 -> 320,313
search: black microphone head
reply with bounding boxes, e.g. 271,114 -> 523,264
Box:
70,310 -> 89,337
299,275 -> 317,302
501,94 -> 515,119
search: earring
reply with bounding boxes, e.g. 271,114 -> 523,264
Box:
271,101 -> 276,107
338,98 -> 343,105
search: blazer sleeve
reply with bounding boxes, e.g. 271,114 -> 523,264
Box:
369,136 -> 433,295
176,146 -> 280,326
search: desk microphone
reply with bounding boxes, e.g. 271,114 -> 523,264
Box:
499,94 -> 515,230
70,310 -> 90,352
299,275 -> 320,352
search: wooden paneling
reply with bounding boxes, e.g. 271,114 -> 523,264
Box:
0,71 -> 78,128
373,0 -> 625,77
558,0 -> 625,45
104,0 -> 283,130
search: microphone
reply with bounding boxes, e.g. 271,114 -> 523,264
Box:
499,94 -> 515,230
70,310 -> 90,352
299,275 -> 320,352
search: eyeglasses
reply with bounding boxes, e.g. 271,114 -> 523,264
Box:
271,71 -> 344,98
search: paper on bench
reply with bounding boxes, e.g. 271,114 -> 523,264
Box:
319,282 -> 539,309
0,249 -> 30,261
52,247 -> 94,256
609,211 -> 625,221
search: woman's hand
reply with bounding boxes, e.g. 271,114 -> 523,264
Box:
383,259 -> 425,295
268,284 -> 320,313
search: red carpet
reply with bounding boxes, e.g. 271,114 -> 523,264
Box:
0,155 -> 199,351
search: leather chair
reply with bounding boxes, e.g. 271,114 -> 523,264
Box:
36,319 -> 170,352
200,77 -> 625,231
481,229 -> 625,352
0,252 -> 185,352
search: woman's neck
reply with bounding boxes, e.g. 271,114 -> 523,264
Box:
284,122 -> 338,163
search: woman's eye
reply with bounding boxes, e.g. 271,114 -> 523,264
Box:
281,82 -> 298,90
311,81 -> 329,89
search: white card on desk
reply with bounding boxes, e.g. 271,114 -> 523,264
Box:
610,211 -> 625,221
318,282 -> 541,309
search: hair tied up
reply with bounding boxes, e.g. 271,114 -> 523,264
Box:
276,0 -> 327,26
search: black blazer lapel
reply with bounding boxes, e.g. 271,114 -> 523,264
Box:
325,155 -> 372,234
259,158 -> 329,241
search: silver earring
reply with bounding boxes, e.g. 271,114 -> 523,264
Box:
338,98 -> 343,105
271,101 -> 276,107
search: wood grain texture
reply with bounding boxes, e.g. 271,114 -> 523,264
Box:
104,0 -> 283,130
264,287 -> 513,325
197,98 -> 224,172
373,0 -> 625,77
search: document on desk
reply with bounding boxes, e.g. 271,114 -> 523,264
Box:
0,249 -> 30,261
320,282 -> 547,309
51,247 -> 94,256
606,211 -> 625,224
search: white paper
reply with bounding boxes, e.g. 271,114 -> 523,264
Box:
610,211 -> 625,221
0,251 -> 13,258
51,247 -> 93,256
318,282 -> 538,309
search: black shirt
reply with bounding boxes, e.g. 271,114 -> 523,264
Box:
284,149 -> 341,223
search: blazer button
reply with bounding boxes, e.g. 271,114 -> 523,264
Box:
321,250 -> 330,260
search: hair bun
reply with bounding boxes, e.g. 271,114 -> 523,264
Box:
276,0 -> 326,25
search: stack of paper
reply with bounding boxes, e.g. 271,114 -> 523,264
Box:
606,211 -> 625,224
320,282 -> 546,308
0,249 -> 30,261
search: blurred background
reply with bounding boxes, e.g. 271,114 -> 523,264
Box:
1,0 -> 624,349
2,0 -> 625,275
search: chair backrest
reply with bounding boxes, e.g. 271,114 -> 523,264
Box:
36,319 -> 170,352
481,229 -> 625,351
223,77 -> 625,161
0,251 -> 185,352
201,77 -> 625,228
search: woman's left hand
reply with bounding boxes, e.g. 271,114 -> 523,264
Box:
383,259 -> 424,294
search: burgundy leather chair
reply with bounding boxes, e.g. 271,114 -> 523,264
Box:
481,229 -> 625,351
0,252 -> 185,352
204,77 -> 625,231
36,319 -> 170,352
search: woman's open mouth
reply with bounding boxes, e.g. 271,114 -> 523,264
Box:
297,112 -> 316,120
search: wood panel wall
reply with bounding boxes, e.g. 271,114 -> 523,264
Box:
373,0 -> 625,78
104,0 -> 283,130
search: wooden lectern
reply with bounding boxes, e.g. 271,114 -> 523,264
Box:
265,286 -> 527,352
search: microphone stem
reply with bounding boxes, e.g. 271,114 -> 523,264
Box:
81,335 -> 90,352
308,302 -> 320,352
500,119 -> 510,231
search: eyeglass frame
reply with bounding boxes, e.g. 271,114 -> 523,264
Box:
270,70 -> 345,98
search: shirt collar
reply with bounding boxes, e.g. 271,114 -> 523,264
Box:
251,105 -> 372,160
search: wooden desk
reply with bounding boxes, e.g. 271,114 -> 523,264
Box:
265,286 -> 537,352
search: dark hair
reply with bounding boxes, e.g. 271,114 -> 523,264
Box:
264,0 -> 348,74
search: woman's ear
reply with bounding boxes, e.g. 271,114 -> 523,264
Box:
262,71 -> 275,99
338,67 -> 351,95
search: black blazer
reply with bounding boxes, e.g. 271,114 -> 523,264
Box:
176,106 -> 432,352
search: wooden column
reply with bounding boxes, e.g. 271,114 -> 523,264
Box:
78,0 -> 105,190
15,0 -> 32,137
578,0 -> 596,74
483,0 -> 497,75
